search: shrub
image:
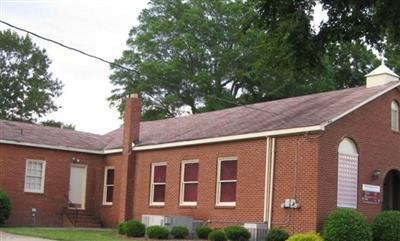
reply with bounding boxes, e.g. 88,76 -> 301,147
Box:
197,226 -> 213,239
322,208 -> 372,241
146,225 -> 170,239
265,228 -> 290,241
0,189 -> 11,225
224,226 -> 251,241
372,211 -> 400,241
208,230 -> 227,241
117,221 -> 127,235
125,220 -> 146,237
171,226 -> 189,239
287,232 -> 323,241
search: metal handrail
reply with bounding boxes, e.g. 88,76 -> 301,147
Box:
63,194 -> 79,226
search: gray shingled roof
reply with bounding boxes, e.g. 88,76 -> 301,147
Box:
1,82 -> 399,152
0,120 -> 111,151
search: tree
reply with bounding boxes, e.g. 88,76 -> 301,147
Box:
256,0 -> 398,88
109,0 -> 268,120
0,30 -> 62,122
41,120 -> 75,130
110,0 -> 387,120
253,0 -> 379,91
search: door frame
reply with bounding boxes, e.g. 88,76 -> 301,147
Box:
382,169 -> 400,211
68,164 -> 88,210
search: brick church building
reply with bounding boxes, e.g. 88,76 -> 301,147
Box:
0,63 -> 399,234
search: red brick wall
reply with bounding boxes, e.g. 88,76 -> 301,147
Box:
2,87 -> 397,231
270,134 -> 320,234
0,144 -> 104,226
131,139 -> 267,226
99,153 -> 123,227
318,88 -> 400,230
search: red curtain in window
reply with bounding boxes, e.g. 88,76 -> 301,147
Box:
154,165 -> 166,182
184,183 -> 198,202
220,182 -> 236,202
154,185 -> 166,202
107,169 -> 114,185
220,160 -> 237,180
184,163 -> 198,181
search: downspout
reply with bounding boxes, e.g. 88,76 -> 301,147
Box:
263,137 -> 276,228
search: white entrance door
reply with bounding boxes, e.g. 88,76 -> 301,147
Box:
68,165 -> 87,209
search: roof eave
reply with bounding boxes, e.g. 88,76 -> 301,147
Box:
132,124 -> 325,151
1,125 -> 324,153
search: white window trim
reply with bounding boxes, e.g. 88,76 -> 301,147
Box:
102,166 -> 115,205
215,157 -> 238,207
149,162 -> 167,206
391,101 -> 399,132
24,159 -> 46,194
179,160 -> 199,206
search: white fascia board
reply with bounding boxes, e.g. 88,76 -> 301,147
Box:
103,148 -> 123,154
132,125 -> 324,151
0,139 -> 122,155
321,82 -> 400,128
1,125 -> 324,154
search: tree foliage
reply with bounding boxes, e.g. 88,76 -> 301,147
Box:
0,30 -> 62,122
110,0 -> 398,120
256,0 -> 399,85
41,120 -> 75,130
110,0 -> 269,119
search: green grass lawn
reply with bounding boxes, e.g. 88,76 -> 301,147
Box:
0,227 -> 131,241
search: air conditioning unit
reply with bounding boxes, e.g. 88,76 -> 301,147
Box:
142,215 -> 193,232
244,223 -> 268,241
191,220 -> 205,237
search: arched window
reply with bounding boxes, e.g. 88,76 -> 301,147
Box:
391,101 -> 399,132
337,138 -> 359,208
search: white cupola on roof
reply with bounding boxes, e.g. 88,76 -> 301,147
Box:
365,60 -> 399,88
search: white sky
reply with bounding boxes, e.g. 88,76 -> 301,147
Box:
0,0 -> 149,134
0,0 -> 327,135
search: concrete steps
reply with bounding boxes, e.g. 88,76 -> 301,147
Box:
64,210 -> 102,228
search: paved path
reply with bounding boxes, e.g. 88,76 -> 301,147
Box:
0,232 -> 54,241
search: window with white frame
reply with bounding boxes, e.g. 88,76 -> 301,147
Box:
391,101 -> 399,131
150,162 -> 167,206
103,166 -> 115,205
24,159 -> 46,193
216,157 -> 237,206
180,160 -> 199,206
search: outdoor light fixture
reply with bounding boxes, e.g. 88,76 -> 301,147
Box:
372,169 -> 381,180
71,157 -> 80,163
31,208 -> 37,225
31,208 -> 37,217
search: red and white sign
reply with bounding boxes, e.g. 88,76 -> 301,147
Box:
362,184 -> 381,205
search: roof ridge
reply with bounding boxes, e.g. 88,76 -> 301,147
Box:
0,119 -> 104,137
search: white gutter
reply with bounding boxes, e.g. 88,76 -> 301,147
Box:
0,140 -> 122,155
133,125 -> 323,151
321,82 -> 400,128
0,125 -> 323,154
103,148 -> 123,154
263,137 -> 273,224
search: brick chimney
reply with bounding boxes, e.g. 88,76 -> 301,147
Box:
118,93 -> 141,223
122,93 -> 141,153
